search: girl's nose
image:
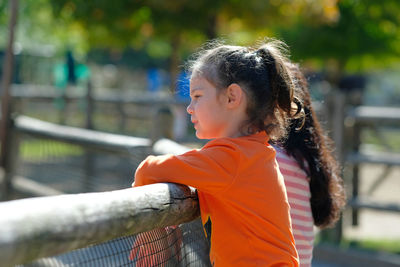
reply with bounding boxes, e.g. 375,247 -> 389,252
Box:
187,102 -> 194,114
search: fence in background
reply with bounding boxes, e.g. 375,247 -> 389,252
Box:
10,83 -> 189,142
318,91 -> 400,231
344,106 -> 400,225
1,114 -> 151,199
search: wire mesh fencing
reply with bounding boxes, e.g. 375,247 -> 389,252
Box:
20,220 -> 211,267
16,134 -> 147,194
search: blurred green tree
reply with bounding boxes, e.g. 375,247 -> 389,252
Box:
46,0 -> 337,90
7,0 -> 398,88
1,0 -> 88,57
275,0 -> 400,83
217,0 -> 340,44
48,0 -> 225,89
0,2 -> 9,48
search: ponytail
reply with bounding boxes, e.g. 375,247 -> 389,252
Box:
282,63 -> 346,228
256,42 -> 302,139
256,47 -> 293,114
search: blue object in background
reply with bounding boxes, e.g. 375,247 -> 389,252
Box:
147,68 -> 162,93
175,71 -> 191,100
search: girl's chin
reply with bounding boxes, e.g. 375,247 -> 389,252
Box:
195,131 -> 208,140
195,132 -> 204,139
196,131 -> 217,140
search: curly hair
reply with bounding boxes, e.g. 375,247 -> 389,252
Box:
280,62 -> 346,228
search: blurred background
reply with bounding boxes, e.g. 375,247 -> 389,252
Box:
1,0 -> 400,266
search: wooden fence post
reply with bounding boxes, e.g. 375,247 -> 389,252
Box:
320,89 -> 346,244
85,80 -> 94,130
84,80 -> 95,192
0,119 -> 20,200
332,91 -> 346,164
351,121 -> 361,226
332,91 -> 346,243
0,0 -> 19,200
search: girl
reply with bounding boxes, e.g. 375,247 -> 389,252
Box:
133,39 -> 300,266
274,63 -> 346,266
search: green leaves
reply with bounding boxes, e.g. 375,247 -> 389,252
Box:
277,0 -> 400,71
2,0 -> 399,72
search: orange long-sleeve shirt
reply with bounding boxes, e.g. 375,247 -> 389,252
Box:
134,131 -> 299,266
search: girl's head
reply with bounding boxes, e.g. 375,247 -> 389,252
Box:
188,39 -> 301,140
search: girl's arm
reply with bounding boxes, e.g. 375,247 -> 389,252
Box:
133,139 -> 240,194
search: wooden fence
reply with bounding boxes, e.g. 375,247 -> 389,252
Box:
0,183 -> 199,266
0,114 -> 206,266
318,92 -> 400,228
10,83 -> 189,142
1,114 -> 151,199
344,105 -> 400,225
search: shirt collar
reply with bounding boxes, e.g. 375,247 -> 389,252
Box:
239,131 -> 270,144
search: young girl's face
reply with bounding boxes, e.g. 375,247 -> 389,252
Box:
187,75 -> 231,139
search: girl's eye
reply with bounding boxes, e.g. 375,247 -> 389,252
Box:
193,95 -> 201,99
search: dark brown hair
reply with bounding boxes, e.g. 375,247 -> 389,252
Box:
189,39 -> 300,140
281,62 -> 346,228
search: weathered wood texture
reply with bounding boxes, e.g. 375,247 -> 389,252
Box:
0,183 -> 199,266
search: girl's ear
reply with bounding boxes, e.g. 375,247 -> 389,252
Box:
226,83 -> 245,109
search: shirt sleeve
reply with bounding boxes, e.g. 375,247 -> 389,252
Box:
133,139 -> 240,194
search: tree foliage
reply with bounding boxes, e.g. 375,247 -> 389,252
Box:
3,0 -> 400,74
1,0 -> 89,57
48,1 -> 223,54
47,0 -> 339,55
276,0 -> 400,71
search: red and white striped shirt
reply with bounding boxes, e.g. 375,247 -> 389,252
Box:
275,146 -> 314,267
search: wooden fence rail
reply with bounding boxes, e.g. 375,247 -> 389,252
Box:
1,114 -> 152,200
10,83 -> 188,143
14,115 -> 151,155
0,183 -> 200,267
10,84 -> 189,106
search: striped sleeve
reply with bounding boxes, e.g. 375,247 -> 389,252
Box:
275,147 -> 315,267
